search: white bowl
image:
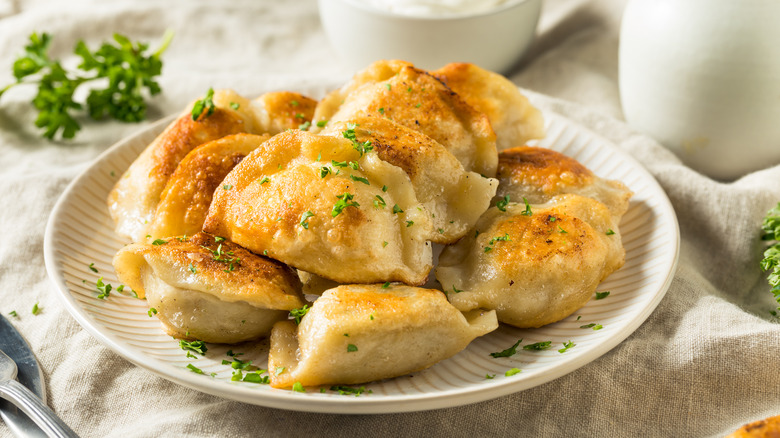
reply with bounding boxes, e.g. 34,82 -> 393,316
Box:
318,0 -> 542,74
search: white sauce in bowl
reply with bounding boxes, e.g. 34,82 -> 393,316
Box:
364,0 -> 518,17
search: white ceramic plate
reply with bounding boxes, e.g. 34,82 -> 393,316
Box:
44,111 -> 679,414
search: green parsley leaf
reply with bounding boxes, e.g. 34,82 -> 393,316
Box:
186,364 -> 204,374
147,308 -> 158,317
595,291 -> 610,300
373,195 -> 386,209
378,107 -> 385,114
214,236 -> 225,243
558,225 -> 568,234
243,373 -> 270,384
382,281 -> 391,289
186,351 -> 197,359
580,323 -> 603,330
332,192 -> 359,217
9,310 -> 18,317
521,197 -> 532,216
316,120 -> 328,128
505,368 -> 522,377
385,83 -> 391,91
760,203 -> 780,312
299,121 -> 311,131
259,176 -> 270,185
275,367 -> 285,376
191,87 -> 215,120
31,302 -> 40,315
382,185 -> 388,192
290,100 -> 299,106
292,382 -> 306,392
485,374 -> 495,380
350,174 -> 370,185
496,195 -> 510,212
523,341 -> 552,351
188,263 -> 197,274
490,338 -> 522,358
200,243 -> 241,272
406,220 -> 414,227
548,215 -> 557,222
558,341 -> 575,353
290,305 -> 310,324
229,102 -> 240,110
452,285 -> 463,294
347,344 -> 358,352
330,385 -> 370,396
342,123 -> 373,156
96,277 -> 112,299
382,241 -> 388,247
415,103 -> 421,108
223,184 -> 232,190
606,229 -> 615,235
151,239 -> 167,246
320,166 -> 331,178
392,204 -> 404,214
300,211 -> 314,229
179,339 -> 208,355
593,324 -> 604,330
88,262 -> 98,273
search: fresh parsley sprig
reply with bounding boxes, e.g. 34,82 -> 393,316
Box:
1,30 -> 173,140
760,203 -> 780,312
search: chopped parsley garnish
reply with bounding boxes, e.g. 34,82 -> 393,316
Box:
438,228 -> 444,234
452,285 -> 463,294
330,385 -> 370,396
243,373 -> 270,384
548,215 -> 557,222
485,374 -> 495,380
332,192 -> 359,217
490,338 -> 522,358
373,195 -> 386,209
186,351 -> 197,359
595,291 -> 610,300
496,195 -> 510,212
188,263 -> 197,274
558,341 -> 575,353
88,262 -> 98,273
300,211 -> 314,229
191,88 -> 215,120
523,341 -> 552,351
558,225 -> 568,234
392,204 -> 404,214
406,221 -> 414,227
259,176 -> 270,185
214,236 -> 225,242
9,310 -> 17,317
378,107 -> 385,114
299,121 -> 311,131
580,323 -> 603,330
342,123 -> 373,156
415,103 -> 421,108
292,382 -> 306,392
382,241 -> 388,247
370,314 -> 374,320
151,239 -> 167,245
331,159 -> 348,168
186,364 -> 205,374
521,197 -> 532,216
201,243 -> 241,272
290,305 -> 310,324
294,113 -> 305,119
593,324 -> 604,330
320,167 -> 331,178
290,100 -> 299,106
505,368 -> 522,377
275,367 -> 285,376
96,277 -> 112,299
350,175 -> 370,185
484,233 -> 511,253
382,282 -> 391,289
316,120 -> 328,128
347,344 -> 358,352
223,184 -> 232,190
179,339 -> 208,355
31,302 -> 40,315
229,102 -> 240,110
147,308 -> 158,317
606,229 -> 615,235
385,83 -> 391,91
382,185 -> 388,192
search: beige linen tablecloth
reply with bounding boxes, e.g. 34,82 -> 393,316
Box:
2,1 -> 779,436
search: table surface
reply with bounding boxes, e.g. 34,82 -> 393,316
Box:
1,1 -> 779,437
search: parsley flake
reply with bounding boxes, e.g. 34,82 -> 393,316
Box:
223,184 -> 232,190
485,374 -> 496,380
373,195 -> 386,209
490,339 -> 522,358
523,341 -> 552,351
521,197 -> 532,216
229,102 -> 240,110
496,195 -> 510,212
300,211 -> 314,229
191,88 -> 215,120
350,174 -> 370,185
332,192 -> 359,217
179,339 -> 208,355
606,229 -> 615,235
151,239 -> 167,246
347,344 -> 358,352
595,291 -> 610,300
558,341 -> 576,353
188,263 -> 197,274
392,204 -> 404,214
382,282 -> 391,289
259,176 -> 270,185
31,302 -> 40,315
292,382 -> 306,392
505,368 -> 522,377
330,385 -> 370,396
316,120 -> 328,128
147,308 -> 158,317
406,220 -> 414,227
186,364 -> 204,374
88,262 -> 98,273
290,305 -> 310,324
452,285 -> 463,294
9,310 -> 18,317
96,277 -> 112,299
558,225 -> 568,234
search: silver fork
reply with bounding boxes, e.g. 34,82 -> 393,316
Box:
0,349 -> 79,438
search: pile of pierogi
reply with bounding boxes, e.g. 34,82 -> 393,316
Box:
109,60 -> 632,389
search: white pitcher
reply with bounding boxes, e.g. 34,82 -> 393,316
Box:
619,0 -> 780,180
